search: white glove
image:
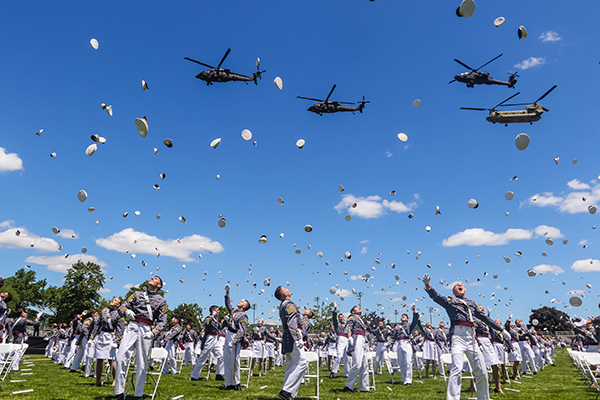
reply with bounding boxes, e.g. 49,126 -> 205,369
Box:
295,341 -> 304,351
212,310 -> 218,316
422,274 -> 431,285
501,330 -> 511,341
228,341 -> 234,349
224,283 -> 231,291
143,331 -> 154,340
111,342 -> 118,349
333,301 -> 338,310
574,319 -> 587,328
125,309 -> 136,319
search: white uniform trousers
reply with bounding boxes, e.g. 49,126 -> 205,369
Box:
282,341 -> 308,397
114,321 -> 153,397
375,342 -> 392,373
223,331 -> 241,387
276,342 -> 284,366
191,334 -> 218,379
396,339 -> 413,384
53,339 -> 65,363
184,341 -> 195,365
332,336 -> 350,376
214,336 -> 225,375
70,337 -> 87,371
162,340 -> 178,374
447,325 -> 489,400
345,335 -> 369,391
45,338 -> 55,358
57,340 -> 70,365
532,345 -> 543,370
64,337 -> 78,368
83,338 -> 95,377
518,341 -> 537,373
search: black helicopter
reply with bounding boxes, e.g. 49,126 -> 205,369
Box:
450,53 -> 518,88
297,85 -> 369,115
184,48 -> 265,86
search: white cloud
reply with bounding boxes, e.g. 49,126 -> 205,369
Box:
123,283 -> 135,290
99,287 -> 111,293
579,239 -> 588,245
567,179 -> 590,190
0,226 -> 59,252
25,253 -> 107,273
56,228 -> 79,239
527,180 -> 600,214
533,225 -> 564,239
571,259 -> 600,272
335,289 -> 353,297
350,275 -> 363,281
533,264 -> 564,274
567,289 -> 586,295
96,228 -> 224,262
539,31 -> 561,43
0,147 -> 23,172
360,247 -> 367,255
514,57 -> 545,70
373,291 -> 401,296
334,194 -> 417,219
0,221 -> 14,229
442,228 -> 532,247
359,239 -> 369,244
385,151 -> 393,158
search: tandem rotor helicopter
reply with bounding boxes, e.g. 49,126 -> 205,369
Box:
450,53 -> 518,88
297,85 -> 369,115
184,48 -> 265,86
460,85 -> 557,126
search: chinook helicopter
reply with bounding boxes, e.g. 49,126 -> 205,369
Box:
450,53 -> 518,88
461,85 -> 557,126
184,48 -> 265,86
297,85 -> 369,115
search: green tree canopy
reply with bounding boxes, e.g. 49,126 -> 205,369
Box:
167,303 -> 203,330
54,261 -> 105,322
3,268 -> 47,311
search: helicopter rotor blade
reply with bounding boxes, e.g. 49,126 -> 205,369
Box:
297,96 -> 324,102
217,48 -> 231,70
492,91 -> 521,109
474,53 -> 503,72
499,103 -> 530,107
184,57 -> 215,69
460,107 -> 488,111
454,59 -> 475,71
542,107 -> 549,112
325,84 -> 336,103
336,101 -> 355,105
535,85 -> 557,103
449,79 -> 457,84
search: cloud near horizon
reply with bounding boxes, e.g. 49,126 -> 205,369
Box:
334,194 -> 418,219
526,180 -> 600,214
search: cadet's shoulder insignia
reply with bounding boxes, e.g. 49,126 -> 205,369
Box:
446,296 -> 452,302
161,304 -> 168,313
127,294 -> 134,301
286,304 -> 297,315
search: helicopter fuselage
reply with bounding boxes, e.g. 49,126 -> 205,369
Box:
455,72 -> 515,88
196,69 -> 255,85
487,104 -> 544,124
307,102 -> 363,115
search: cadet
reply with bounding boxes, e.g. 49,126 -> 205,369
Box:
370,320 -> 392,375
190,305 -> 223,381
0,291 -> 12,325
63,314 -> 82,369
223,284 -> 250,390
250,319 -> 267,377
93,297 -> 122,386
275,285 -> 307,400
162,318 -> 182,374
423,274 -> 511,400
389,306 -> 418,385
514,319 -> 537,375
182,324 -> 197,366
330,304 -> 350,379
70,310 -> 97,372
342,305 -> 372,393
112,276 -> 167,400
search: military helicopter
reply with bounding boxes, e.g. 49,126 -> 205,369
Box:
450,53 -> 518,88
184,48 -> 265,86
297,85 -> 369,115
461,85 -> 557,126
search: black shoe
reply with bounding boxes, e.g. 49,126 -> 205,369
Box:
69,370 -> 77,373
359,389 -> 374,393
224,385 -> 235,390
329,372 -> 336,379
342,386 -> 354,393
533,371 -> 537,375
111,394 -> 124,400
278,390 -> 292,400
215,374 -> 224,381
234,384 -> 242,391
190,377 -> 199,381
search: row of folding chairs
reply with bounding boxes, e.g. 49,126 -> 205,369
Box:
0,343 -> 29,391
568,349 -> 600,400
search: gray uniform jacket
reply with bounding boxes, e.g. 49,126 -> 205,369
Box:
346,314 -> 366,339
390,312 -> 419,345
370,327 -> 391,344
165,323 -> 182,342
426,287 -> 501,339
120,290 -> 168,336
97,308 -> 121,335
279,298 -> 302,354
224,294 -> 248,344
183,329 -> 197,344
0,299 -> 7,325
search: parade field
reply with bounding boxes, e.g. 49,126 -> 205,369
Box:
3,350 -> 595,400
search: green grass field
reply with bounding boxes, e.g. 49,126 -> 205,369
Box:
3,350 -> 597,399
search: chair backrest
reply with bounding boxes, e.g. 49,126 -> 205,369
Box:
0,344 -> 13,355
151,348 -> 168,361
239,349 -> 253,359
304,351 -> 319,362
440,353 -> 452,365
366,352 -> 377,359
415,351 -> 423,358
388,352 -> 397,360
584,353 -> 600,365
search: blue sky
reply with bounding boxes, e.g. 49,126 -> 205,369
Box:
1,1 -> 599,326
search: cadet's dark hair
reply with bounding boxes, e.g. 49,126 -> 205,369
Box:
242,300 -> 251,311
154,276 -> 163,288
274,286 -> 286,301
401,313 -> 408,319
4,292 -> 12,303
209,305 -> 218,313
0,277 -> 4,288
90,309 -> 98,315
351,306 -> 359,314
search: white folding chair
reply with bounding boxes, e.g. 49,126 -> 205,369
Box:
297,351 -> 319,400
582,353 -> 600,399
365,351 -> 377,391
0,344 -> 17,389
175,347 -> 185,373
439,353 -> 452,384
387,351 -> 400,383
239,349 -> 253,388
414,350 -> 424,379
125,348 -> 168,400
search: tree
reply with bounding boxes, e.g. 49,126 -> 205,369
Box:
54,261 -> 105,322
2,268 -> 48,311
310,301 -> 335,332
529,306 -> 572,333
167,303 -> 203,330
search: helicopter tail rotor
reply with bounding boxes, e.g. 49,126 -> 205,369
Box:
253,70 -> 266,85
508,72 -> 519,88
358,96 -> 370,113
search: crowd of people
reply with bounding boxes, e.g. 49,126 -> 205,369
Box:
1,275 -> 599,400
